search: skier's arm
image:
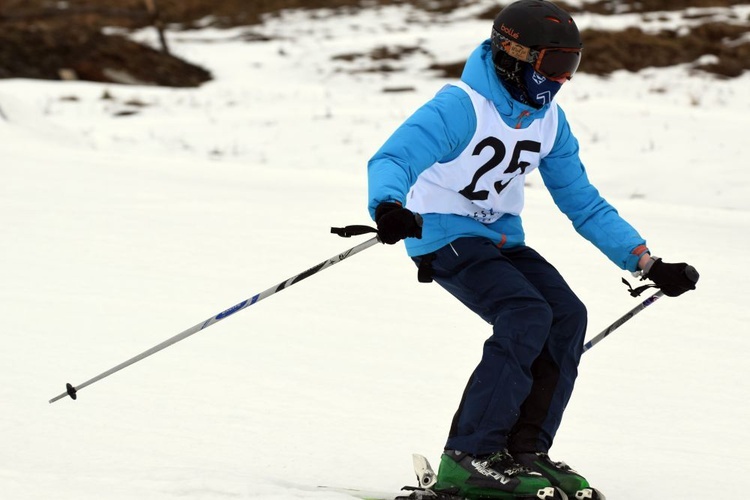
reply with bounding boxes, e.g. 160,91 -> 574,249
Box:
539,106 -> 648,272
367,86 -> 476,219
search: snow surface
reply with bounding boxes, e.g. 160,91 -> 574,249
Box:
2,2 -> 749,499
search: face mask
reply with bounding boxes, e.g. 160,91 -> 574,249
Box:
522,66 -> 563,107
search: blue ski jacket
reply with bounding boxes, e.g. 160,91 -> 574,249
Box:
367,41 -> 647,271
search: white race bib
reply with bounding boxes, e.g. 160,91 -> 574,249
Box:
406,82 -> 558,223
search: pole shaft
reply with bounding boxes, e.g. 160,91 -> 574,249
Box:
583,290 -> 664,353
49,236 -> 381,403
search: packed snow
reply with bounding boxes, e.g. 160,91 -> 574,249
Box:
2,2 -> 748,499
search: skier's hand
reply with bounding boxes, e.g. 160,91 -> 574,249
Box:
375,202 -> 422,245
645,259 -> 699,297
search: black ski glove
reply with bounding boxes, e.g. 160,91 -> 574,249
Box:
645,258 -> 699,297
375,202 -> 422,245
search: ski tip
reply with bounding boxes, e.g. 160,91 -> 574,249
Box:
66,383 -> 78,400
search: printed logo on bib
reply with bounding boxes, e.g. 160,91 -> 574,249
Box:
459,136 -> 541,209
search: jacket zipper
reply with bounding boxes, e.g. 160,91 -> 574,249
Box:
515,110 -> 531,129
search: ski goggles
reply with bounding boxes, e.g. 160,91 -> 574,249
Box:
494,31 -> 582,81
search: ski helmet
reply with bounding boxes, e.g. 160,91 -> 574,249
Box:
491,0 -> 582,81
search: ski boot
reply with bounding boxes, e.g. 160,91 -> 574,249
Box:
429,449 -> 567,499
512,452 -> 605,500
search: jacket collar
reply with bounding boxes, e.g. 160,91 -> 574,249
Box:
461,40 -> 550,123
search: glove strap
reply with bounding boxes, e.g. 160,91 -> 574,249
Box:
631,255 -> 659,279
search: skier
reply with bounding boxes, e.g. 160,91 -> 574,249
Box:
367,1 -> 698,499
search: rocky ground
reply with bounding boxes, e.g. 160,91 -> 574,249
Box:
0,0 -> 748,87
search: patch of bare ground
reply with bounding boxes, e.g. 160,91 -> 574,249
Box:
0,0 -> 747,87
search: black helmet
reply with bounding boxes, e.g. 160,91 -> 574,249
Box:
491,0 -> 582,81
492,0 -> 581,52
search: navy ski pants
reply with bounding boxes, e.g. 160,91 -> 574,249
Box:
414,237 -> 587,456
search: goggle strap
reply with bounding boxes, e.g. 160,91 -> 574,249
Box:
492,29 -> 537,64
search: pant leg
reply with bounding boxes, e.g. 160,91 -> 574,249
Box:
501,246 -> 588,453
414,237 -> 555,456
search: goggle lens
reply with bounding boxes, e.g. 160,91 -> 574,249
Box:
535,48 -> 581,80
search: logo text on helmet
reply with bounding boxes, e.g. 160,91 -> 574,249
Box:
500,23 -> 520,39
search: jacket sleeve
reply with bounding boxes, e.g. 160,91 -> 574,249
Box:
539,105 -> 648,271
367,85 -> 476,219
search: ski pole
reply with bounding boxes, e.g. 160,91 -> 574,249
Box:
49,232 -> 381,404
582,290 -> 663,352
583,264 -> 698,352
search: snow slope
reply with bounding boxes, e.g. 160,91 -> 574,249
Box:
1,3 -> 748,499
